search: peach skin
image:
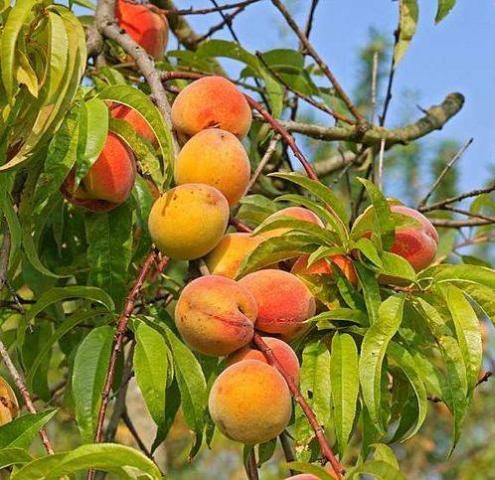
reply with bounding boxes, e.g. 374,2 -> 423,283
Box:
292,254 -> 358,285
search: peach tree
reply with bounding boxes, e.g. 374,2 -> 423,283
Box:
0,0 -> 493,479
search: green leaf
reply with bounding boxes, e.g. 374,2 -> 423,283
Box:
11,443 -> 161,479
0,0 -> 38,99
0,410 -> 57,449
435,0 -> 456,23
85,203 -> 133,309
72,326 -> 113,443
330,333 -> 359,456
379,252 -> 416,283
353,237 -> 383,268
387,342 -> 427,438
134,322 -> 168,449
349,460 -> 406,480
355,264 -> 381,325
286,462 -> 335,480
0,448 -> 32,469
371,443 -> 400,469
464,283 -> 495,325
394,0 -> 419,65
359,295 -> 405,429
441,284 -> 482,394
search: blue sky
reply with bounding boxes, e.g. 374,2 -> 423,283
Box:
181,0 -> 495,194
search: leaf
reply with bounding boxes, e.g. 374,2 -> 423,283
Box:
72,326 -> 113,443
134,322 -> 168,449
359,295 -> 405,429
379,252 -> 416,283
0,0 -> 38,99
285,462 -> 335,480
371,443 -> 400,469
441,284 -> 482,394
355,263 -> 381,325
387,342 -> 427,438
0,448 -> 32,468
435,0 -> 456,23
0,410 -> 57,449
349,460 -> 406,480
330,333 -> 359,456
85,202 -> 133,309
11,443 -> 161,480
394,0 -> 419,65
353,237 -> 383,268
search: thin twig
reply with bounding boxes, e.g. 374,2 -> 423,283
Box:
417,138 -> 474,208
193,6 -> 245,43
161,0 -> 262,16
280,430 -> 296,475
441,206 -> 495,223
122,410 -> 154,459
245,448 -> 259,480
430,218 -> 495,228
376,138 -> 385,190
253,333 -> 345,479
247,134 -> 280,192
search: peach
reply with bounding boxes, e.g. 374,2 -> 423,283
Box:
292,254 -> 357,285
171,76 -> 252,139
0,376 -> 19,426
116,0 -> 168,59
390,205 -> 439,272
205,233 -> 265,279
174,129 -> 251,205
208,360 -> 292,444
263,207 -> 324,238
285,473 -> 335,480
174,275 -> 257,356
111,104 -> 156,146
227,337 -> 300,384
239,269 -> 316,339
61,133 -> 136,212
148,184 -> 229,260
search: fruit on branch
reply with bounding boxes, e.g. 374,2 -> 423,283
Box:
388,205 -> 439,271
239,269 -> 316,339
175,275 -> 257,356
284,473 -> 336,480
174,129 -> 251,205
208,359 -> 292,444
292,254 -> 358,285
116,0 -> 169,59
61,133 -> 136,212
148,183 -> 229,260
171,76 -> 252,140
0,377 -> 19,426
111,104 -> 156,146
263,206 -> 324,238
205,233 -> 265,279
227,337 -> 300,383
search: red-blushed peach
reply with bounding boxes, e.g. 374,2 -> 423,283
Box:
205,233 -> 265,279
284,473 -> 336,480
226,337 -> 300,384
208,359 -> 292,444
111,104 -> 156,146
174,275 -> 257,356
171,76 -> 252,139
174,129 -> 251,205
291,254 -> 358,285
116,0 -> 168,59
263,206 -> 324,238
239,269 -> 316,339
390,205 -> 439,272
61,133 -> 136,212
148,184 -> 229,260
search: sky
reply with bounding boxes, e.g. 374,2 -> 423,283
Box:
178,0 -> 495,195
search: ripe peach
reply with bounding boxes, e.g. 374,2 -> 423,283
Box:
174,129 -> 251,205
292,254 -> 357,285
285,473 -> 336,480
148,184 -> 229,260
208,360 -> 292,444
227,337 -> 300,384
0,376 -> 19,426
239,269 -> 316,339
116,0 -> 168,59
175,275 -> 257,356
390,205 -> 439,272
111,104 -> 156,146
171,76 -> 252,139
263,207 -> 324,238
61,133 -> 136,212
205,233 -> 265,279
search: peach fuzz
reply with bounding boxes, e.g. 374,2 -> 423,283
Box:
263,206 -> 324,238
116,0 -> 168,59
205,233 -> 265,279
390,205 -> 439,272
208,359 -> 292,444
227,337 -> 300,384
171,76 -> 252,139
111,104 -> 156,146
148,184 -> 229,260
292,254 -> 357,285
174,129 -> 251,205
61,133 -> 136,212
239,269 -> 316,339
174,275 -> 257,357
